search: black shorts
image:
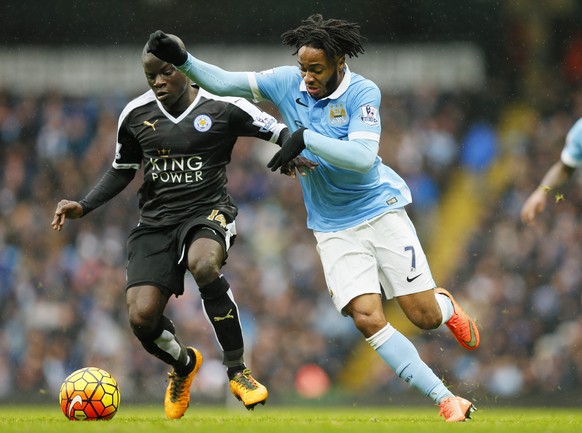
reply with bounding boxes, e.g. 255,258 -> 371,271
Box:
125,209 -> 236,297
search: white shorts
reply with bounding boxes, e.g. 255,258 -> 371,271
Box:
313,209 -> 436,314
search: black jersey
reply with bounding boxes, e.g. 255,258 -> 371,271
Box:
114,88 -> 286,226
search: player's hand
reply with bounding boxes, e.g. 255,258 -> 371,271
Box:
280,156 -> 318,178
267,128 -> 307,172
52,200 -> 84,231
147,30 -> 188,66
520,188 -> 547,225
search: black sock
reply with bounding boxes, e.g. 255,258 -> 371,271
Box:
199,277 -> 244,354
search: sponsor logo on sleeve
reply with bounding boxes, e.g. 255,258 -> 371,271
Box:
258,69 -> 275,76
253,113 -> 277,133
360,104 -> 379,126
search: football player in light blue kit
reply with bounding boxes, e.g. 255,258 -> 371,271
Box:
148,14 -> 479,422
521,118 -> 582,224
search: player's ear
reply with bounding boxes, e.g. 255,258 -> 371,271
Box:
337,56 -> 346,73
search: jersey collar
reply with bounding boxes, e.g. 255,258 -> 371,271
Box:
152,86 -> 202,124
299,64 -> 352,101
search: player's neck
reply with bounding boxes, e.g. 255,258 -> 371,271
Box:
166,86 -> 199,116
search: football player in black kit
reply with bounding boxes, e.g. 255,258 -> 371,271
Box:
52,35 -> 300,419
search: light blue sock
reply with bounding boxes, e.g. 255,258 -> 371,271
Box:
366,324 -> 454,404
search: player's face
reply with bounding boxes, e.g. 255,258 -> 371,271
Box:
297,46 -> 345,100
143,54 -> 190,111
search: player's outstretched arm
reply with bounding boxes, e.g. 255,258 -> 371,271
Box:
520,160 -> 576,225
147,30 -> 254,99
51,200 -> 84,231
52,167 -> 136,231
268,128 -> 378,174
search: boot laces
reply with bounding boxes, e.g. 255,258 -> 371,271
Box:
168,371 -> 188,401
232,369 -> 258,391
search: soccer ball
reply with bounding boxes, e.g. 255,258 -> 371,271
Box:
59,367 -> 120,421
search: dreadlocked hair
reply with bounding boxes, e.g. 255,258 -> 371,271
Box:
281,14 -> 365,59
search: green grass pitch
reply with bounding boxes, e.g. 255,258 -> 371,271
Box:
1,405 -> 581,433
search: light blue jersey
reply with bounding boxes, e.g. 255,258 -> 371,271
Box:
562,118 -> 582,168
178,55 -> 412,232
248,65 -> 411,232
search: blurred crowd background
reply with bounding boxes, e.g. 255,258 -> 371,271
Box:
1,0 -> 582,409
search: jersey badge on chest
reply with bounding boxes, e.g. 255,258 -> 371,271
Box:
329,103 -> 348,126
194,114 -> 212,132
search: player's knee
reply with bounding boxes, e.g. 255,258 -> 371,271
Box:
189,258 -> 221,287
409,309 -> 442,330
349,309 -> 387,337
127,304 -> 159,337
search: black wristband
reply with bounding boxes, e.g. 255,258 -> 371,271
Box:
78,200 -> 90,217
